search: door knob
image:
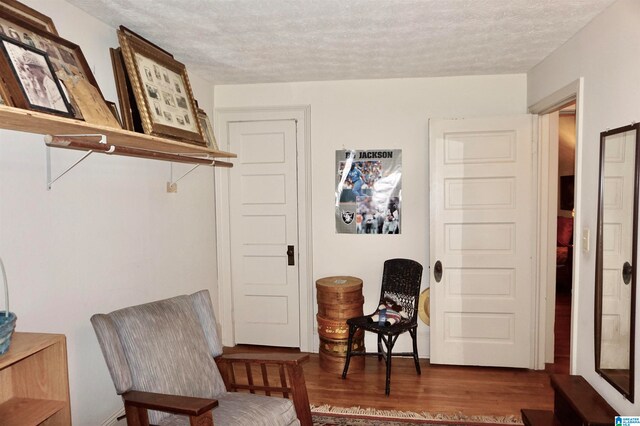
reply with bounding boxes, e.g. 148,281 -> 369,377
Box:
434,260 -> 442,283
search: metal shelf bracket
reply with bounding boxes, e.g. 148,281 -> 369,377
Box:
167,162 -> 201,193
45,132 -> 226,191
45,134 -> 109,190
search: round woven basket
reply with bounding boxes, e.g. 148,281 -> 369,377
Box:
0,258 -> 16,355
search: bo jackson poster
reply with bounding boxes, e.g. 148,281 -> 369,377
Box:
335,149 -> 402,234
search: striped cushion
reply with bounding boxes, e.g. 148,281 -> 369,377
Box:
107,294 -> 227,424
159,392 -> 300,426
189,290 -> 224,357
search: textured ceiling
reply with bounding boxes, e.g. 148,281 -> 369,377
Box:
66,0 -> 616,85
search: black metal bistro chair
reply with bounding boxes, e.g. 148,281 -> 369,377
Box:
341,258 -> 423,396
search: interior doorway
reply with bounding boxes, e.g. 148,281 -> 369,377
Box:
530,78 -> 583,372
550,103 -> 577,374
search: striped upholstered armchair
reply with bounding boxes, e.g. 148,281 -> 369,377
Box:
91,290 -> 311,426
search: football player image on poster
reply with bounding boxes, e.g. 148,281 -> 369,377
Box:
335,149 -> 402,234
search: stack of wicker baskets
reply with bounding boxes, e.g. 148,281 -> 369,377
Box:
316,276 -> 365,374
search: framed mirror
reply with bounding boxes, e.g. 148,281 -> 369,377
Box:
595,123 -> 639,402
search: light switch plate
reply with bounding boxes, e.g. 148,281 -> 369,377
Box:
582,228 -> 590,253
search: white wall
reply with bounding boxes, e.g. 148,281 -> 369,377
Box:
528,0 -> 640,414
214,74 -> 527,355
1,1 -> 217,424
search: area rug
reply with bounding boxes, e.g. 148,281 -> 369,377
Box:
310,405 -> 524,426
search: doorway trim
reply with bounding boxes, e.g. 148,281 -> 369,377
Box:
215,105 -> 313,351
529,78 -> 584,372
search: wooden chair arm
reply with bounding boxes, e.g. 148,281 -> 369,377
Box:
214,352 -> 312,426
216,352 -> 310,365
122,390 -> 217,426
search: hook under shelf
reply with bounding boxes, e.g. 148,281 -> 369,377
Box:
167,159 -> 233,192
167,163 -> 201,193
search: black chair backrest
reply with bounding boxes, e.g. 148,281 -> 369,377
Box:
379,258 -> 423,323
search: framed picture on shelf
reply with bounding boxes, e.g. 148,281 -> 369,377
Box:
117,26 -> 205,146
58,71 -> 120,127
0,0 -> 59,35
0,35 -> 72,116
110,47 -> 142,132
197,108 -> 218,150
0,7 -> 109,121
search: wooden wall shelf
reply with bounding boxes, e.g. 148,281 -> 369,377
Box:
0,105 -> 236,159
0,332 -> 71,425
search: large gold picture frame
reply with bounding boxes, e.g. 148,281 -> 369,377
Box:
117,27 -> 205,146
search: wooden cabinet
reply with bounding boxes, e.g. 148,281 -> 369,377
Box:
522,374 -> 618,426
0,332 -> 71,426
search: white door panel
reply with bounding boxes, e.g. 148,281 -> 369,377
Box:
430,115 -> 534,368
229,120 -> 300,347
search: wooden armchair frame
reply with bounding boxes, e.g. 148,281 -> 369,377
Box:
121,352 -> 312,426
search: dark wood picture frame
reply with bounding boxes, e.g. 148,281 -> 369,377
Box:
110,47 -> 142,132
0,70 -> 12,105
0,0 -> 59,35
0,7 -> 106,120
0,35 -> 72,116
117,27 -> 205,146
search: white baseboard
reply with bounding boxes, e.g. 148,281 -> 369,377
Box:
101,407 -> 125,426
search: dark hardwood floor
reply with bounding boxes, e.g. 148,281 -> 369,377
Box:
546,290 -> 571,375
225,289 -> 574,418
224,346 -> 555,418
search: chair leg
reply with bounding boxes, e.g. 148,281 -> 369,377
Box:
410,328 -> 421,375
377,334 -> 383,361
383,334 -> 394,396
342,324 -> 357,379
188,412 -> 214,426
125,404 -> 149,426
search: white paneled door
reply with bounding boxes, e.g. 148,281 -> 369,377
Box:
229,120 -> 300,347
429,115 -> 534,368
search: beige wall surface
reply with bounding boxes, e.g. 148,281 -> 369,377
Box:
528,0 -> 640,414
215,74 -> 528,358
0,1 -> 217,424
